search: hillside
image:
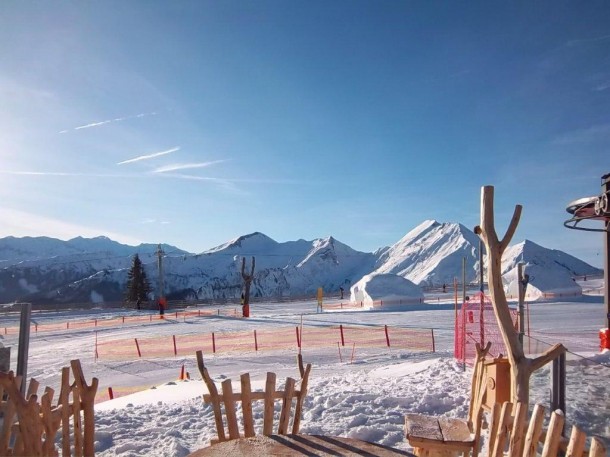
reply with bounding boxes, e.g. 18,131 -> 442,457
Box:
0,222 -> 601,304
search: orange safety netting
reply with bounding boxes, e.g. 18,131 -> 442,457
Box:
454,292 -> 518,365
95,324 -> 435,361
2,307 -> 241,336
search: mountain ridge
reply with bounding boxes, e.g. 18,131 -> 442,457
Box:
0,222 -> 601,304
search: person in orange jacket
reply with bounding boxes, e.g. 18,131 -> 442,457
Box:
158,297 -> 167,318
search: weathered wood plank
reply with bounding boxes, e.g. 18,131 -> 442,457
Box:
222,379 -> 239,440
565,425 -> 586,457
240,373 -> 255,438
263,372 -> 276,436
405,414 -> 443,442
541,409 -> 565,457
292,363 -> 312,434
278,377 -> 295,434
490,402 -> 512,457
508,401 -> 527,457
589,437 -> 607,457
197,350 -> 226,442
523,404 -> 545,457
438,417 -> 472,444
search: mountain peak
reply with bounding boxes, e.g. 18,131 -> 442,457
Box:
204,232 -> 277,254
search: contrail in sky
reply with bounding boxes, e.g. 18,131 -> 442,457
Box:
59,111 -> 158,133
152,160 -> 227,173
117,147 -> 180,165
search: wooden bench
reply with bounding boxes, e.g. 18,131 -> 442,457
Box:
405,342 -> 491,457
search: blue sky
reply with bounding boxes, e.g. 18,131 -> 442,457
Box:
0,1 -> 609,267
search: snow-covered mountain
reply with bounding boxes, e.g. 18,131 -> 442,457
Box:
0,236 -> 184,267
0,222 -> 601,304
372,220 -> 481,286
501,240 -> 600,299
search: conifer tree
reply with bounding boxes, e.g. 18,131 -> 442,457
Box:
125,254 -> 151,305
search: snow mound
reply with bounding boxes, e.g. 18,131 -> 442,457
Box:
350,273 -> 423,309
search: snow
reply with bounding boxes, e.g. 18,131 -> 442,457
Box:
1,281 -> 608,456
0,222 -> 600,304
350,273 -> 423,308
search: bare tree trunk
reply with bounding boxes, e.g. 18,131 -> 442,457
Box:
475,186 -> 565,405
241,257 -> 255,318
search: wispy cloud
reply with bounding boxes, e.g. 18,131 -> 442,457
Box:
552,123 -> 610,145
594,82 -> 610,92
117,147 -> 180,165
152,160 -> 227,173
567,34 -> 610,47
59,111 -> 158,133
139,218 -> 171,225
0,170 -> 125,178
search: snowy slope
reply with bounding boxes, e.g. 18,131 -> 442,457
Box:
372,220 -> 481,286
0,224 -> 601,304
502,240 -> 601,299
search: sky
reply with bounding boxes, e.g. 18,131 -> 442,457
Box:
0,1 -> 609,267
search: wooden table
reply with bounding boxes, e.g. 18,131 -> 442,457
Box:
188,434 -> 416,456
404,414 -> 475,457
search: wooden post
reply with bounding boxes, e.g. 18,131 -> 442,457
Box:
71,359 -> 99,457
518,263 -> 529,347
172,335 -> 177,356
551,352 -> 566,416
339,325 -> 345,346
241,256 -> 255,318
384,325 -> 390,347
134,338 -> 142,357
475,185 -> 565,404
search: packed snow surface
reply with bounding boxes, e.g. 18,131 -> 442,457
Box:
0,281 -> 608,456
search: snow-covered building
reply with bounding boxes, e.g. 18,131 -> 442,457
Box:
350,273 -> 423,309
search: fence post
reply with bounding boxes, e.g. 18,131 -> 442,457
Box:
95,331 -> 98,361
254,330 -> 258,351
384,325 -> 390,347
339,325 -> 345,347
134,338 -> 142,357
173,335 -> 177,356
551,352 -> 566,419
108,387 -> 114,400
212,332 -> 216,353
431,329 -> 436,353
295,326 -> 301,349
67,322 -> 69,330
